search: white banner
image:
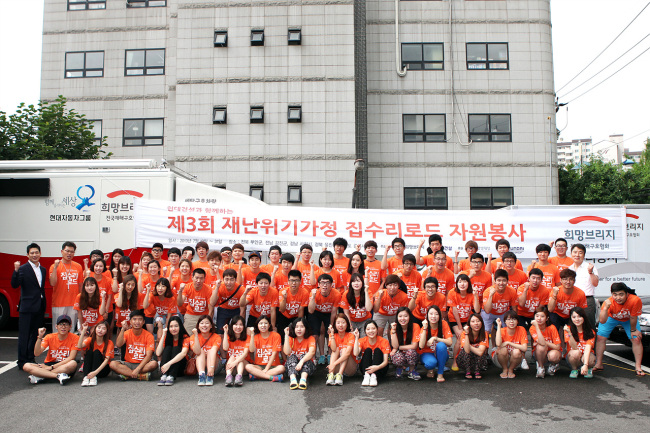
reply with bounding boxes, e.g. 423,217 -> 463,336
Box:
134,199 -> 627,259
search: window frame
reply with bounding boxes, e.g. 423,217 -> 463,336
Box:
67,0 -> 106,10
88,119 -> 103,146
251,29 -> 265,46
468,114 -> 512,142
402,114 -> 446,142
126,0 -> 167,7
288,29 -> 302,45
403,187 -> 448,210
122,118 -> 164,147
466,42 -> 509,70
288,106 -> 302,123
401,42 -> 444,71
64,51 -> 104,78
470,187 -> 514,210
250,186 -> 264,201
250,106 -> 264,123
213,107 -> 227,124
214,30 -> 228,47
124,48 -> 166,76
287,185 -> 302,203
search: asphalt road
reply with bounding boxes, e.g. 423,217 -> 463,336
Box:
0,318 -> 648,432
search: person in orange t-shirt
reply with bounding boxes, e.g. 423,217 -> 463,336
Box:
260,246 -> 282,275
456,313 -> 490,379
340,251 -> 365,289
222,315 -> 251,387
416,235 -> 454,272
325,314 -> 357,385
308,273 -> 342,364
390,307 -> 421,380
499,252 -> 528,291
482,269 -> 518,343
354,320 -> 391,386
278,270 -> 310,341
189,315 -> 222,386
271,253 -> 294,293
394,254 -> 422,300
447,274 -> 480,370
171,259 -> 192,315
409,277 -> 447,321
488,239 -> 523,274
241,272 -> 278,328
143,277 -> 177,341
548,268 -> 587,345
77,320 -> 114,386
151,242 -> 171,270
311,250 -> 343,292
283,317 -> 317,389
454,241 -> 481,274
110,310 -> 157,380
529,306 -> 561,378
49,241 -> 84,334
364,241 -> 385,300
212,268 -> 245,334
493,311 -> 528,378
74,277 -> 104,330
517,268 -> 551,328
461,253 -> 493,308
381,237 -> 406,275
193,241 -> 211,274
421,250 -> 456,296
527,244 -> 561,290
178,268 -> 215,334
333,237 -> 352,275
155,316 -> 190,386
565,307 -> 596,378
418,305 -> 453,381
245,315 -> 285,381
89,259 -> 114,319
294,244 -> 315,290
340,273 -> 373,335
373,275 -> 409,337
239,251 -> 262,292
549,237 -> 573,271
205,250 -> 223,288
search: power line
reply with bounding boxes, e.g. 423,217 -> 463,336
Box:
556,1 -> 650,93
558,32 -> 650,99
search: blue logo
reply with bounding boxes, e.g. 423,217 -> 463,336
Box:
76,185 -> 96,210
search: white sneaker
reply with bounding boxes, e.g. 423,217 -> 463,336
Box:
369,373 -> 378,387
57,373 -> 71,385
28,375 -> 44,384
536,366 -> 545,378
81,376 -> 90,387
334,373 -> 343,386
326,373 -> 335,385
361,373 -> 370,386
89,376 -> 98,386
520,358 -> 529,370
547,363 -> 559,376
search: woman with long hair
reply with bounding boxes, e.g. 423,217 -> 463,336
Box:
74,277 -> 103,332
565,306 -> 596,379
283,317 -> 317,390
390,306 -> 421,380
222,315 -> 250,387
155,315 -> 190,386
245,315 -> 285,382
456,313 -> 490,379
340,273 -> 372,336
529,306 -> 562,378
354,320 -> 390,387
190,315 -> 222,386
418,305 -> 452,382
326,313 -> 357,385
76,320 -> 113,386
341,252 -> 366,288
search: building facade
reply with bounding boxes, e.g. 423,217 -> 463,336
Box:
41,0 -> 558,210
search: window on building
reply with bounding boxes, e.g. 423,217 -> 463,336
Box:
123,118 -> 164,146
250,186 -> 264,201
404,187 -> 448,210
288,29 -> 302,45
288,185 -> 302,203
213,184 -> 226,189
288,106 -> 302,123
403,114 -> 445,142
470,187 -> 513,210
65,51 -> 104,78
468,114 -> 511,142
214,31 -> 228,47
250,106 -> 264,123
126,0 -> 166,7
213,107 -> 227,124
401,43 -> 443,70
88,120 -> 102,145
68,0 -> 106,10
125,49 -> 165,76
251,30 -> 265,46
466,43 -> 508,70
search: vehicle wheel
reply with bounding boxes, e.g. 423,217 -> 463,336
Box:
0,295 -> 10,329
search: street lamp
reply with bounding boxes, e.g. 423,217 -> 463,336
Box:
352,159 -> 365,208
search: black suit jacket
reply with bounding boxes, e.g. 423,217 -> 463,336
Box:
11,262 -> 47,314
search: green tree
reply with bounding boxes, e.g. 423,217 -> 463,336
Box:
0,96 -> 110,160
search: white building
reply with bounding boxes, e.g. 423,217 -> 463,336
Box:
41,0 -> 558,210
556,135 -> 625,167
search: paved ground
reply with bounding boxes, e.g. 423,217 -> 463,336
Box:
0,319 -> 648,432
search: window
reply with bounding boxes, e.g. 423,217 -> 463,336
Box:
288,186 -> 302,203
213,107 -> 227,124
125,49 -> 165,76
466,43 -> 508,70
470,187 -> 513,210
126,0 -> 166,7
213,184 -> 226,189
88,120 -> 102,145
68,0 -> 106,10
404,187 -> 448,210
251,30 -> 264,46
123,118 -> 164,146
214,31 -> 228,47
250,186 -> 264,201
468,114 -> 511,142
288,106 -> 302,123
288,29 -> 302,45
401,43 -> 443,70
250,106 -> 264,123
65,51 -> 104,78
402,114 -> 445,142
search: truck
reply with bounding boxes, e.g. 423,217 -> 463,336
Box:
0,159 -> 265,327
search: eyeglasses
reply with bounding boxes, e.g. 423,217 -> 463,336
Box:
152,249 -> 163,253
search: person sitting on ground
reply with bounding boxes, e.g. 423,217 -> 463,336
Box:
109,309 -> 157,381
77,320 -> 113,387
155,315 -> 190,386
493,311 -> 528,379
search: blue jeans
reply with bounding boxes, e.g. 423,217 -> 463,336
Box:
419,342 -> 449,374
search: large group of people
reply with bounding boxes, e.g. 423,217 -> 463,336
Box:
11,234 -> 646,389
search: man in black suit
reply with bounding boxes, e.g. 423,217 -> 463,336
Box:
11,243 -> 47,370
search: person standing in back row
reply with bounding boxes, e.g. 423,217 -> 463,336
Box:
49,241 -> 83,333
568,244 -> 599,329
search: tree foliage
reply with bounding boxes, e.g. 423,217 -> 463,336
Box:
558,139 -> 650,204
0,96 -> 111,160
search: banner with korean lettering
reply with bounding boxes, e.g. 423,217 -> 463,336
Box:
134,199 -> 627,259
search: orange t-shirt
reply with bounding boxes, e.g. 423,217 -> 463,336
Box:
205,272 -> 224,291
529,324 -> 561,352
456,332 -> 489,359
148,293 -> 178,317
549,256 -> 573,271
376,290 -> 409,316
332,332 -> 355,354
527,263 -> 561,291
253,332 -> 282,366
183,283 -> 212,316
340,291 -> 372,322
462,270 -> 493,307
73,293 -> 104,327
49,260 -> 83,308
500,326 -> 528,353
288,335 -> 316,362
280,288 -> 310,319
364,259 -> 385,299
412,291 -> 447,320
312,289 -> 342,314
422,267 -> 455,296
490,257 -> 523,273
386,256 -> 404,275
96,276 -> 114,313
123,329 -> 155,363
564,329 -> 595,354
189,333 -> 222,354
605,294 -> 643,321
246,287 -> 279,318
272,270 -> 290,292
172,277 -> 191,315
395,270 -> 422,300
421,254 -> 454,272
296,262 -> 315,290
516,286 -> 550,318
113,297 -> 132,328
446,289 -> 476,323
483,286 -> 518,315
419,321 -> 451,354
398,323 -> 422,345
333,257 -> 350,276
553,287 -> 587,319
506,269 -> 528,291
41,332 -> 79,363
215,284 -> 244,310
314,267 -> 344,291
356,336 -> 391,363
260,263 -> 280,275
458,259 -> 486,272
241,267 -> 262,291
193,260 -> 211,274
81,337 -> 115,359
226,335 -> 250,360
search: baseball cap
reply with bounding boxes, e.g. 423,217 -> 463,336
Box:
56,314 -> 72,325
